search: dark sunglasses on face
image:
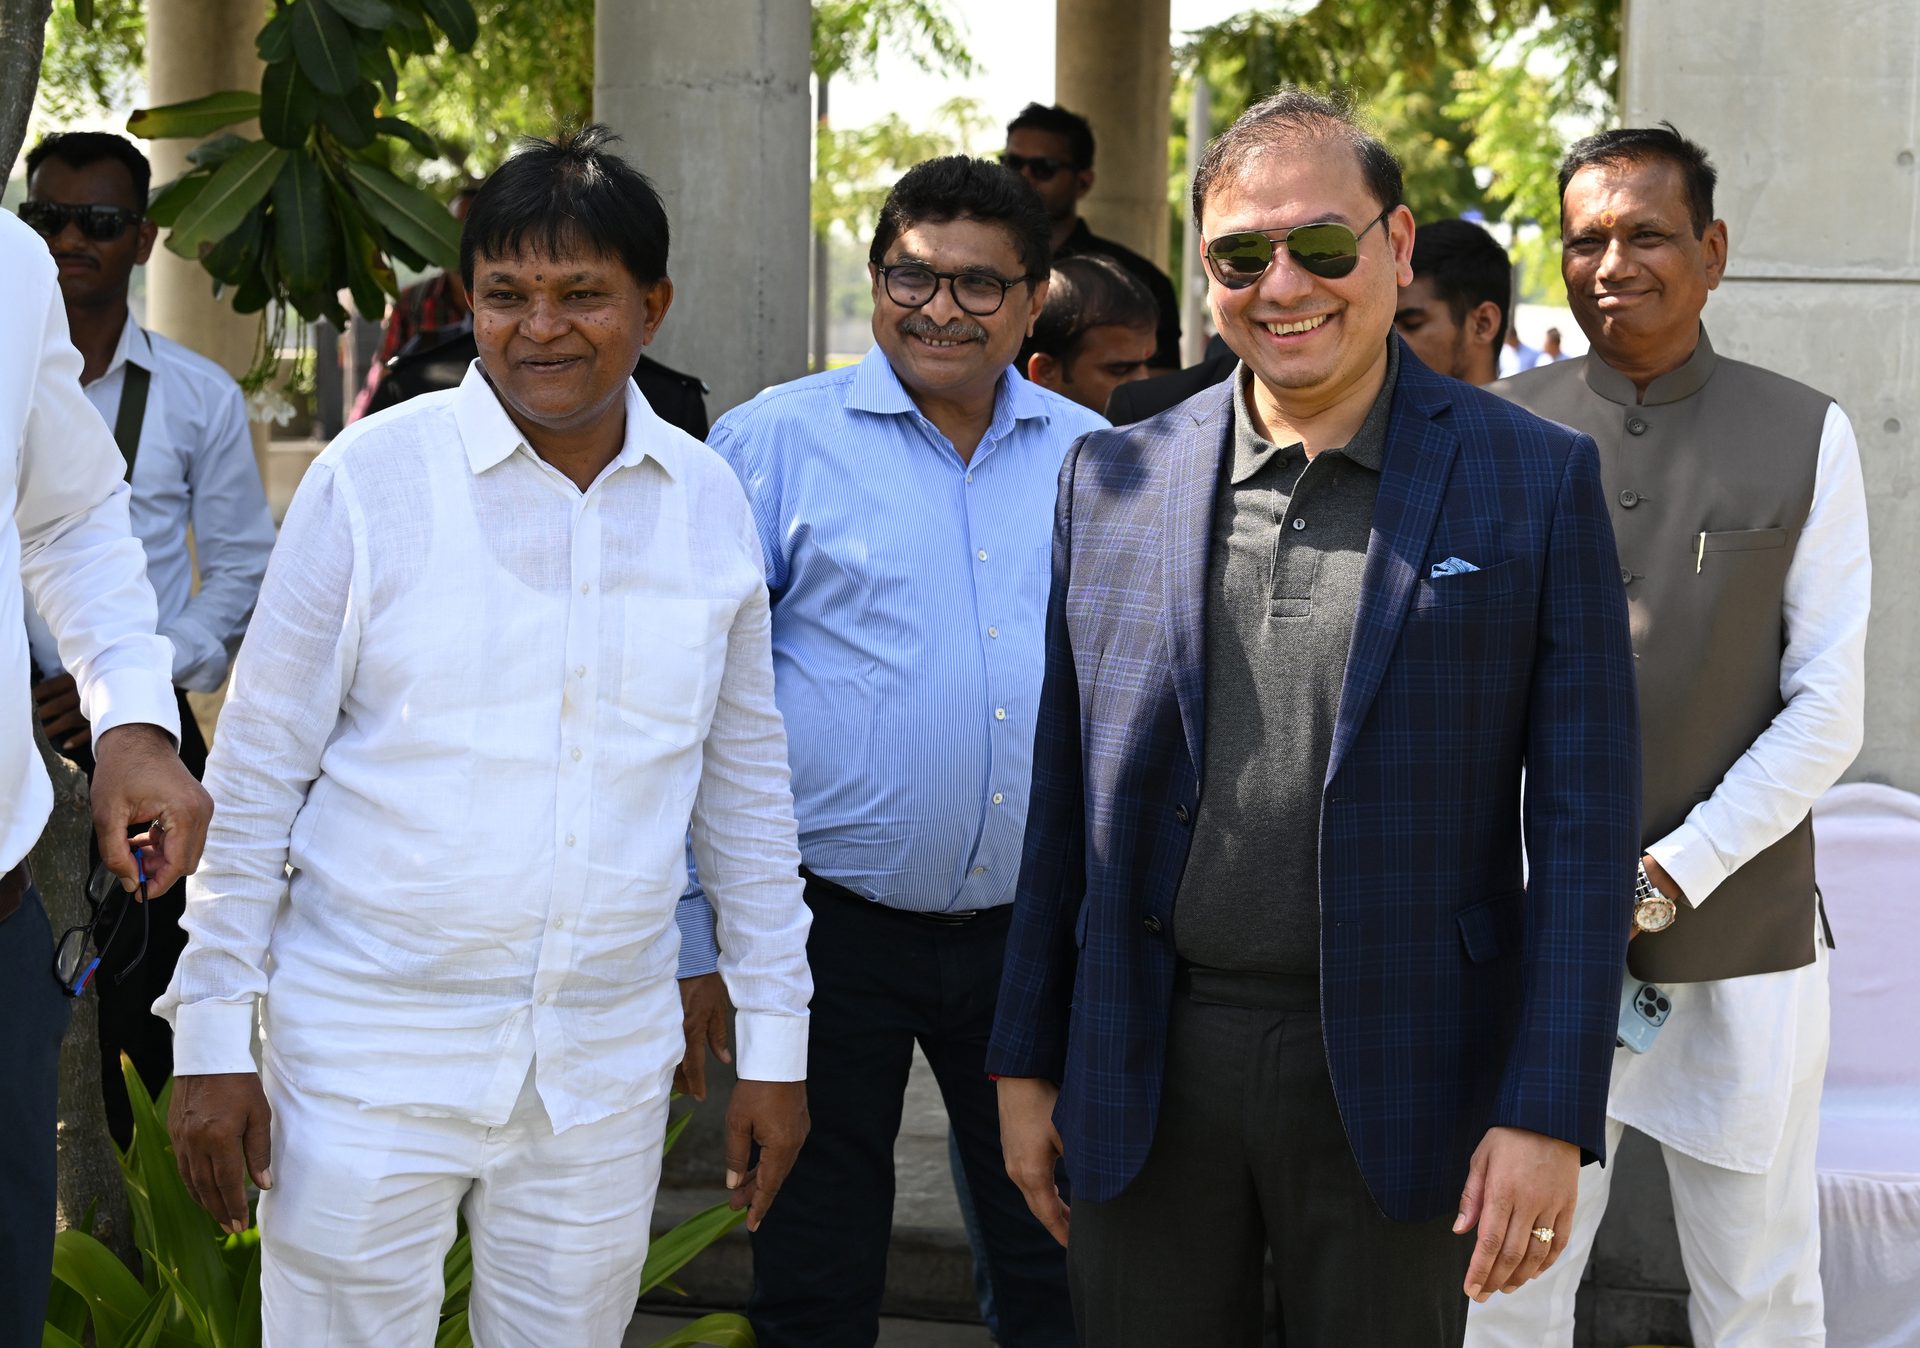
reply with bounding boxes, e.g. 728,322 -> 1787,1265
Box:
877,263 -> 1034,317
53,852 -> 150,997
1203,207 -> 1393,288
18,199 -> 144,242
999,152 -> 1078,183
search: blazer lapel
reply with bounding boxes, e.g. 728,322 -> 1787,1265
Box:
1325,373 -> 1461,786
1163,382 -> 1233,774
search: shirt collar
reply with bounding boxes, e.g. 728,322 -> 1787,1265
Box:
1582,323 -> 1718,407
451,359 -> 679,481
847,343 -> 1054,434
100,314 -> 151,382
1228,337 -> 1396,483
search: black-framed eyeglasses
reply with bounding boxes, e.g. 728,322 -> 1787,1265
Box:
53,852 -> 149,997
1203,208 -> 1394,289
999,152 -> 1079,183
877,263 -> 1036,317
17,200 -> 145,243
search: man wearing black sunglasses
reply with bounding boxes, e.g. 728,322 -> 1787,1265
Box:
1003,102 -> 1181,373
991,89 -> 1639,1347
18,132 -> 275,1147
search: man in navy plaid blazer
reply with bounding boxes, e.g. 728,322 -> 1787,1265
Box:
988,91 -> 1641,1346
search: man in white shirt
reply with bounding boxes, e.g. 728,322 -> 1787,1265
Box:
1469,125 -> 1870,1348
1,208 -> 213,1344
158,126 -> 814,1345
18,131 -> 276,1145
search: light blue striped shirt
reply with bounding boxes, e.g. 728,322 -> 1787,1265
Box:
676,346 -> 1105,969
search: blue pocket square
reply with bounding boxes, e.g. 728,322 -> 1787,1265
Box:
1429,556 -> 1481,578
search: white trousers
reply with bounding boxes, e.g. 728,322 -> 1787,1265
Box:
1465,1063 -> 1826,1348
258,1063 -> 670,1347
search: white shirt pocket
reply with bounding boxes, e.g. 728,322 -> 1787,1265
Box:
619,594 -> 732,746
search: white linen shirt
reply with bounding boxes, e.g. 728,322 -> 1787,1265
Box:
1,212 -> 177,873
1610,402 -> 1870,1172
157,363 -> 812,1131
23,317 -> 275,692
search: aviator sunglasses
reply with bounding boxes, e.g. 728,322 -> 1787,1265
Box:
52,851 -> 150,997
1203,207 -> 1393,288
17,199 -> 145,242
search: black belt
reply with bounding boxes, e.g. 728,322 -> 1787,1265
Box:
800,867 -> 1000,927
0,859 -> 31,924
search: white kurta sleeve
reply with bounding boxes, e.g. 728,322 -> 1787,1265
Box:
1647,403 -> 1871,906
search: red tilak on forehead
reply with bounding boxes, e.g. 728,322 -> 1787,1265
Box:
1600,211 -> 1617,228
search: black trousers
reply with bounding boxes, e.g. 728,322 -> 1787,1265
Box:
1068,969 -> 1472,1348
747,880 -> 1075,1348
0,885 -> 72,1342
76,688 -> 206,1147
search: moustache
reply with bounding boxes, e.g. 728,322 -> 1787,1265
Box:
898,314 -> 986,344
52,253 -> 98,267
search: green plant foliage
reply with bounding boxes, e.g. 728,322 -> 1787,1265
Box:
49,1065 -> 752,1348
812,98 -> 987,240
811,0 -> 973,82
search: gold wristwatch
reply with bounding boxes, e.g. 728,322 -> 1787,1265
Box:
1633,862 -> 1677,934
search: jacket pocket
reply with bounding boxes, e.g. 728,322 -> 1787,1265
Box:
1699,527 -> 1788,554
1410,559 -> 1524,610
1456,890 -> 1524,963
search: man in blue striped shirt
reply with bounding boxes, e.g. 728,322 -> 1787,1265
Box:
684,156 -> 1102,1347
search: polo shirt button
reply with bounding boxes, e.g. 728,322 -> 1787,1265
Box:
1627,417 -> 1649,435
1174,803 -> 1191,825
1143,915 -> 1163,935
1620,567 -> 1634,585
1619,489 -> 1639,508
1291,517 -> 1306,531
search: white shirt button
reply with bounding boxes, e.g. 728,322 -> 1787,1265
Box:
565,833 -> 576,847
1292,517 -> 1306,531
971,866 -> 986,876
965,472 -> 973,483
554,917 -> 567,931
570,747 -> 583,762
992,792 -> 1004,805
574,665 -> 587,678
580,581 -> 591,594
994,707 -> 1006,721
977,549 -> 988,562
987,626 -> 999,638
538,992 -> 551,1005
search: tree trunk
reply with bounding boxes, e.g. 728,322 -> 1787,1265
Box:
0,0 -> 53,184
31,727 -> 137,1271
810,72 -> 831,373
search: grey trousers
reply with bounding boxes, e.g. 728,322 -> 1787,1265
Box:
1068,969 -> 1472,1348
0,885 -> 71,1343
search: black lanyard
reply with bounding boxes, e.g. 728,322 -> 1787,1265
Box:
112,362 -> 151,480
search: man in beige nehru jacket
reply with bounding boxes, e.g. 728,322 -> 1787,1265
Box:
1468,124 -> 1871,1348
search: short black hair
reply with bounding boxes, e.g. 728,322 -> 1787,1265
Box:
461,124 -> 669,290
1006,102 -> 1095,169
869,155 -> 1052,281
1191,87 -> 1402,230
1410,218 -> 1512,349
1558,122 -> 1717,237
25,131 -> 150,207
1018,254 -> 1159,368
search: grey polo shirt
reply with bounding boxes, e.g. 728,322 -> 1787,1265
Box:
1172,341 -> 1397,977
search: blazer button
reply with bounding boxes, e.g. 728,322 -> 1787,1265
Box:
1143,915 -> 1163,935
1174,803 -> 1191,825
1618,489 -> 1639,508
1627,416 -> 1649,435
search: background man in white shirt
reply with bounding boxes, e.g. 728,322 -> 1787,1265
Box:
1470,124 -> 1871,1348
1,208 -> 213,1345
18,131 -> 276,1146
158,125 -> 813,1346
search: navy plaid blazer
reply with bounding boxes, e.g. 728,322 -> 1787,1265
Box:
986,345 -> 1641,1222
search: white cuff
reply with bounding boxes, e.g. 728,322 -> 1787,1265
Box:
87,665 -> 182,745
161,613 -> 227,693
169,999 -> 261,1077
1647,820 -> 1732,910
734,1011 -> 808,1082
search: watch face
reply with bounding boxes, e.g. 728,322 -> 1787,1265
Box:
1636,896 -> 1677,933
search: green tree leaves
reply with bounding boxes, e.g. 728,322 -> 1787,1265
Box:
124,90 -> 259,140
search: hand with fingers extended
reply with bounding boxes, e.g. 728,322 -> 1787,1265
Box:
674,972 -> 733,1101
1454,1124 -> 1578,1303
168,1072 -> 274,1235
723,1079 -> 808,1232
91,722 -> 212,896
997,1075 -> 1069,1247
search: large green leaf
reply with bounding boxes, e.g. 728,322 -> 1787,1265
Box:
373,116 -> 438,157
639,1202 -> 746,1297
230,1243 -> 263,1348
343,158 -> 459,269
42,1325 -> 86,1348
433,1308 -> 473,1348
168,140 -> 288,254
202,204 -> 265,284
291,0 -> 360,95
49,1229 -> 145,1345
257,11 -> 294,62
274,155 -> 333,292
187,134 -> 249,169
420,0 -> 478,51
325,0 -> 396,27
663,1106 -> 695,1156
646,1312 -> 758,1348
126,91 -> 261,141
319,82 -> 380,148
260,61 -> 320,148
146,173 -> 210,227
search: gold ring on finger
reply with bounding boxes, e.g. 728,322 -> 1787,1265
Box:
1531,1226 -> 1554,1243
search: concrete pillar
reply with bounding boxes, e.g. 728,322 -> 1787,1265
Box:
595,0 -> 810,418
1055,0 -> 1173,267
144,0 -> 265,415
1622,1 -> 1919,793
